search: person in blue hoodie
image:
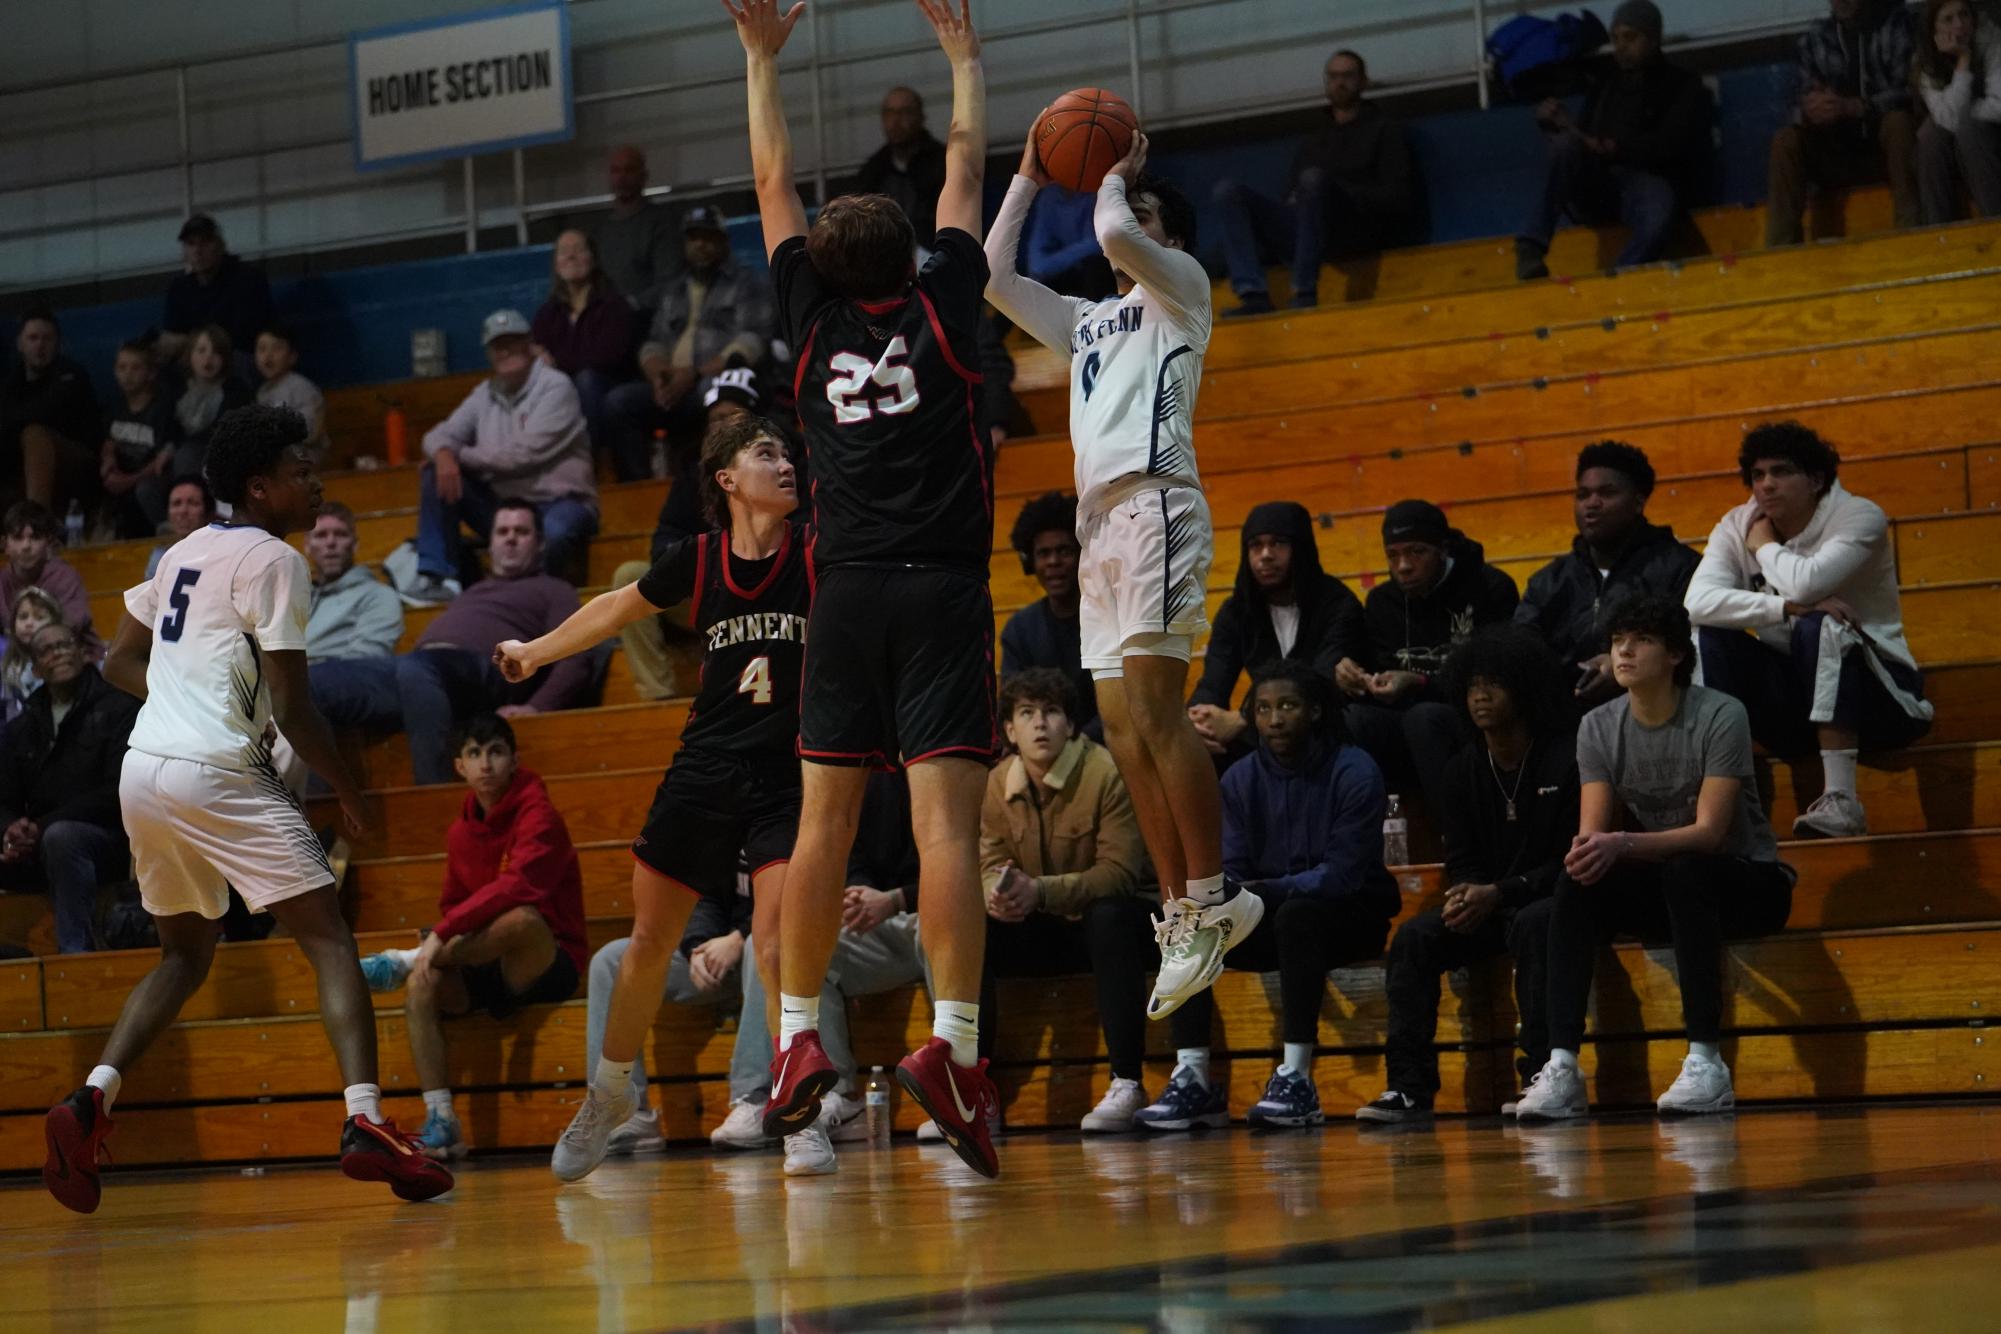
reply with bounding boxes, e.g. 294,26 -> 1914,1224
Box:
1134,658 -> 1400,1132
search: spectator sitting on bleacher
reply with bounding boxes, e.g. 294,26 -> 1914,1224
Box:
101,339 -> 182,538
999,491 -> 1098,740
254,325 -> 328,460
1336,499 -> 1517,813
174,326 -> 254,486
1212,49 -> 1418,317
1188,500 -> 1365,763
1685,421 -> 1932,840
2,587 -> 63,725
404,309 -> 600,604
977,668 -> 1153,1133
1515,441 -> 1701,712
531,229 -> 637,457
1914,0 -> 2001,223
857,86 -> 949,248
1766,0 -> 1919,248
1138,659 -> 1399,1131
157,214 -> 273,370
304,501 -> 406,722
1515,595 -> 1796,1122
358,713 -> 587,1160
1021,186 -> 1115,299
592,145 -> 683,309
143,476 -> 215,580
603,206 -> 775,483
0,622 -> 139,955
708,769 -> 925,1154
1,306 -> 102,516
2,501 -> 97,652
1514,2 -> 1715,281
1360,626 -> 1578,1125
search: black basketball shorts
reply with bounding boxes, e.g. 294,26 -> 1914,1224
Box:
630,746 -> 802,898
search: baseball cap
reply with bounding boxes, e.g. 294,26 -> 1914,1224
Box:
704,367 -> 762,412
178,213 -> 220,242
481,309 -> 532,345
683,205 -> 728,235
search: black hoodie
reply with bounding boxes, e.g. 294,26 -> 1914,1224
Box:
1358,529 -> 1519,694
1514,520 -> 1700,667
1189,501 -> 1365,709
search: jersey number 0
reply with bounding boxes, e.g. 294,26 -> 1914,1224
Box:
826,336 -> 921,424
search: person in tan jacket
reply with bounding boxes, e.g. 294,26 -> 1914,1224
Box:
978,668 -> 1156,1133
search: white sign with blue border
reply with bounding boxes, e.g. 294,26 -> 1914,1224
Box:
350,2 -> 573,172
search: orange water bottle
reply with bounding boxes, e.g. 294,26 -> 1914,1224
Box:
384,404 -> 408,466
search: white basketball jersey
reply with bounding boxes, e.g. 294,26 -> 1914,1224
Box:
123,523 -> 311,773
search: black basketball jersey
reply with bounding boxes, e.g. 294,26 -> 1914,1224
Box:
773,226 -> 995,573
635,521 -> 811,762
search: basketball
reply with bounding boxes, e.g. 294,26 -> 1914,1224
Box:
1037,87 -> 1139,194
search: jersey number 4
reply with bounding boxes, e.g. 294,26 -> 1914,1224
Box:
738,655 -> 774,705
826,336 -> 920,424
160,568 -> 202,642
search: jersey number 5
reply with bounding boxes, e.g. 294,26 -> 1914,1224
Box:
738,655 -> 774,705
160,569 -> 202,643
826,336 -> 920,424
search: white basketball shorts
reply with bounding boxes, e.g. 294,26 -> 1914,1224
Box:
120,750 -> 334,919
1077,483 -> 1213,679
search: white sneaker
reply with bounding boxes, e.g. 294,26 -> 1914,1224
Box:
1513,1059 -> 1588,1121
1080,1077 -> 1148,1133
604,1105 -> 662,1156
710,1096 -> 775,1150
551,1085 -> 636,1183
1793,789 -> 1866,840
1657,1053 -> 1735,1115
821,1089 -> 867,1143
783,1121 -> 837,1177
1500,1094 -> 1525,1117
1147,889 -> 1265,1020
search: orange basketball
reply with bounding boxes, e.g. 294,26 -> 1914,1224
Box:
1037,88 -> 1139,194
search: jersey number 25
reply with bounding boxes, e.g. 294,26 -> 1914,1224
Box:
826,336 -> 920,424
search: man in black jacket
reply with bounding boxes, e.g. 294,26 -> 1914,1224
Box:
855,86 -> 949,248
1360,626 -> 1578,1123
1515,440 -> 1701,712
1515,1 -> 1715,280
1337,500 -> 1519,811
1000,491 -> 1099,739
0,623 -> 140,954
1188,500 -> 1364,760
1213,49 -> 1420,316
1,307 -> 103,514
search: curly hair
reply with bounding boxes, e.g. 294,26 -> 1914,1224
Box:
698,413 -> 789,528
1241,657 -> 1346,745
1576,439 -> 1657,498
1739,420 -> 1840,495
1443,624 -> 1574,739
1605,592 -> 1697,687
1008,491 -> 1079,563
203,404 -> 308,505
999,666 -> 1079,722
1131,173 -> 1197,251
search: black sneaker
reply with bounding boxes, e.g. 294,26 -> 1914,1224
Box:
1223,292 -> 1275,319
1355,1090 -> 1433,1124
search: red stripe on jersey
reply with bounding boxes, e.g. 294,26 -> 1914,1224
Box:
916,289 -> 982,384
855,295 -> 909,314
690,532 -> 711,629
722,522 -> 794,601
792,319 -> 822,405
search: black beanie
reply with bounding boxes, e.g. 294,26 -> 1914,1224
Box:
1381,499 -> 1450,547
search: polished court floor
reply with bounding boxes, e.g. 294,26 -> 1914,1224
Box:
6,1104 -> 2001,1331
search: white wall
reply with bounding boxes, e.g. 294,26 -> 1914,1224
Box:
0,0 -> 1832,289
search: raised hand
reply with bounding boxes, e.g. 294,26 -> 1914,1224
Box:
721,0 -> 806,59
1106,130 -> 1149,186
1019,106 -> 1053,187
916,0 -> 980,64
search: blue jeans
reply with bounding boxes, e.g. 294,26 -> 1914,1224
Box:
309,657 -> 403,731
0,819 -> 127,954
1213,170 -> 1330,301
415,465 -> 598,584
395,647 -> 537,785
570,367 -> 627,466
1519,130 -> 1679,267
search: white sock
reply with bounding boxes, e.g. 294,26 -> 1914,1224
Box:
421,1087 -> 455,1119
778,994 -> 820,1051
1821,748 -> 1859,797
344,1082 -> 384,1124
932,1000 -> 981,1068
1176,1048 -> 1212,1088
1550,1049 -> 1579,1072
1282,1042 -> 1314,1077
384,946 -> 420,969
592,1057 -> 634,1100
1184,873 -> 1227,907
87,1065 -> 122,1114
1689,1041 -> 1720,1063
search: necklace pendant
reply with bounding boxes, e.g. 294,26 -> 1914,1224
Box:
1505,799 -> 1517,823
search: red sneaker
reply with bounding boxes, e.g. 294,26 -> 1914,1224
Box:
44,1087 -> 114,1214
762,1030 -> 838,1138
896,1038 -> 1000,1179
341,1115 -> 455,1202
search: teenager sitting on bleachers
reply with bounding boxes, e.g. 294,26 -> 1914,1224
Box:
1360,626 -> 1578,1125
978,669 -> 1153,1133
1211,48 -> 1418,316
405,309 -> 600,604
1188,500 -> 1364,763
253,325 -> 328,461
142,476 -> 215,580
1138,660 -> 1399,1131
0,621 -> 139,954
1514,2 -> 1714,281
1515,595 -> 1795,1121
2,502 -> 97,653
531,229 -> 637,457
359,713 -> 587,1160
101,339 -> 182,538
1685,421 -> 1932,840
1914,0 -> 2001,224
1336,499 -> 1517,814
172,326 -> 254,489
999,492 -> 1098,740
1515,441 -> 1700,713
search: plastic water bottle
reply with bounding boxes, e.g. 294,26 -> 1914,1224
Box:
1383,794 -> 1410,870
650,428 -> 670,480
865,1066 -> 892,1149
63,499 -> 84,549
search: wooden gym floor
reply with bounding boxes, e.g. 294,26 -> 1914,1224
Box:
5,1103 -> 2001,1330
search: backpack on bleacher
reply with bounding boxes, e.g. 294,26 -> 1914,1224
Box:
1486,11 -> 1609,102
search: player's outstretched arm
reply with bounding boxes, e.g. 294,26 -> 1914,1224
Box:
494,583 -> 664,684
724,0 -> 810,257
984,110 -> 1088,354
102,612 -> 153,700
919,0 -> 986,240
267,649 -> 367,837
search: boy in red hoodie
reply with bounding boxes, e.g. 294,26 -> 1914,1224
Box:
359,712 -> 586,1158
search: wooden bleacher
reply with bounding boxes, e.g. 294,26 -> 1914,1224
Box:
4,188 -> 2001,1169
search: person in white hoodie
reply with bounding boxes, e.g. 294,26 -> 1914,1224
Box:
1684,421 -> 1933,839
1914,0 -> 2001,223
